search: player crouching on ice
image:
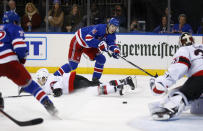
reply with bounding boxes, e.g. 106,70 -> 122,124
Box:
149,32 -> 203,121
28,68 -> 137,97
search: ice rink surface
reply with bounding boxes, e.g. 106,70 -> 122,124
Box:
0,74 -> 203,131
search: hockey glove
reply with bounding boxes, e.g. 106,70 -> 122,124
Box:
19,58 -> 26,64
18,49 -> 28,64
98,41 -> 108,52
150,78 -> 168,96
112,48 -> 120,59
53,88 -> 63,97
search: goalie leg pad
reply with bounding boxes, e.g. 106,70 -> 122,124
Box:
149,91 -> 188,120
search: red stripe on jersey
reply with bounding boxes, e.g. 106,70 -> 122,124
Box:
103,85 -> 107,94
94,68 -> 103,73
153,87 -> 164,94
68,71 -> 76,93
13,41 -> 25,46
36,91 -> 46,101
77,30 -> 86,47
115,80 -> 118,86
177,56 -> 191,68
0,31 -> 6,39
192,70 -> 203,77
58,68 -> 64,75
0,52 -> 16,59
85,36 -> 93,40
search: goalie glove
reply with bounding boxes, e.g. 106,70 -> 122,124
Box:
53,88 -> 63,97
150,78 -> 168,96
112,48 -> 120,59
98,41 -> 108,52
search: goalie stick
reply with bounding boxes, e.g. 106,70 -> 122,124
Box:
107,51 -> 157,77
0,109 -> 43,126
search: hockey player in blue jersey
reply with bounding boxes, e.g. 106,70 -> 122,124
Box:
0,11 -> 57,115
54,18 -> 121,84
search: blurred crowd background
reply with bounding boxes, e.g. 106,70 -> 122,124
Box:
0,0 -> 203,34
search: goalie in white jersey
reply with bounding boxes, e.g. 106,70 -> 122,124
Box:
149,32 -> 203,120
34,68 -> 136,97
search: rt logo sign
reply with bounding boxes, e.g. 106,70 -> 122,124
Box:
25,37 -> 47,60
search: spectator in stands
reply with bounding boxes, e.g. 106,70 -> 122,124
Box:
8,0 -> 17,13
113,5 -> 127,32
21,2 -> 42,32
6,0 -> 22,21
153,16 -> 170,33
164,7 -> 174,25
197,18 -> 203,34
45,0 -> 64,32
172,14 -> 193,34
79,2 -> 104,27
64,4 -> 81,32
130,19 -> 141,33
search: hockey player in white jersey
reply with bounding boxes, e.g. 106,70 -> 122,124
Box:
149,32 -> 203,120
34,68 -> 136,97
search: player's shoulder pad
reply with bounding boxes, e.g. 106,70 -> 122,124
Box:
173,46 -> 189,58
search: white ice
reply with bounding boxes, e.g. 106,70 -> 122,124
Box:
0,74 -> 203,131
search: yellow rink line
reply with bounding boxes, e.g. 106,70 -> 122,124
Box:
25,67 -> 166,76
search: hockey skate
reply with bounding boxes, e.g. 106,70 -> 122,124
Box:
151,107 -> 178,120
119,76 -> 136,90
125,76 -> 136,90
42,99 -> 58,116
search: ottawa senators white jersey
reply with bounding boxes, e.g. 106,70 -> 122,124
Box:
41,72 -> 76,95
155,43 -> 203,88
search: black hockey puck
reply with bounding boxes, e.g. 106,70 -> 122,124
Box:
122,101 -> 127,104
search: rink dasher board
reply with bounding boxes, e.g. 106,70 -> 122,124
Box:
23,33 -> 203,75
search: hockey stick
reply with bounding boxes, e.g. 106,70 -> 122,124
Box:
107,51 -> 157,77
3,94 -> 32,98
0,109 -> 43,126
120,56 -> 158,77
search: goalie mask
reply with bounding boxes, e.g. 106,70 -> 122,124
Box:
179,32 -> 194,47
36,68 -> 49,86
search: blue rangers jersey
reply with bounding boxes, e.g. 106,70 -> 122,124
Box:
0,23 -> 27,64
75,24 -> 118,52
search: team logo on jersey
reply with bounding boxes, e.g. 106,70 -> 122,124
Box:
0,31 -> 6,40
92,29 -> 97,34
85,34 -> 94,41
19,30 -> 24,37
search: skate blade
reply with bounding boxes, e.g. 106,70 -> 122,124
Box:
152,114 -> 170,121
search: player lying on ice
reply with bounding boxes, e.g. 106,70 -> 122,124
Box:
27,68 -> 136,97
149,32 -> 203,121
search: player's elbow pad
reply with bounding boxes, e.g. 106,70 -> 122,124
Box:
14,47 -> 28,59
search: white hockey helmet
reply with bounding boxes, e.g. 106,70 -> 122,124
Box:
36,68 -> 49,85
179,32 -> 194,46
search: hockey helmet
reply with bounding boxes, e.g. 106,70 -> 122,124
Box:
36,68 -> 49,85
108,18 -> 119,27
179,32 -> 194,46
2,11 -> 20,24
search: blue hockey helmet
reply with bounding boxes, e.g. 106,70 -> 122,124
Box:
108,18 -> 119,27
2,11 -> 20,24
